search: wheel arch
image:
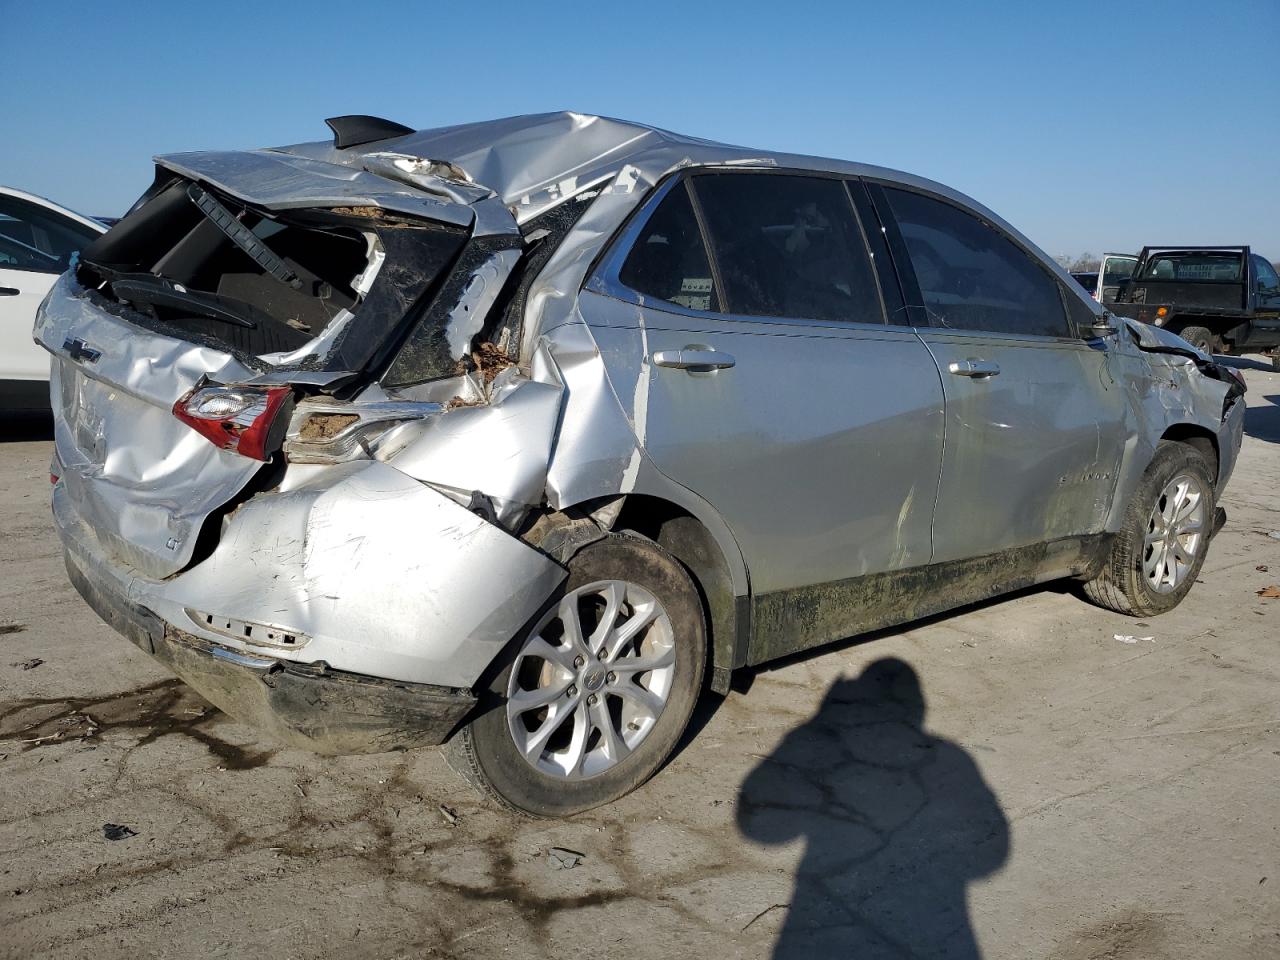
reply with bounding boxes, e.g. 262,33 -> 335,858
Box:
1159,424 -> 1219,486
547,487 -> 749,695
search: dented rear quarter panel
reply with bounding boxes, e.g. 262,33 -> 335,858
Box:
55,459 -> 567,689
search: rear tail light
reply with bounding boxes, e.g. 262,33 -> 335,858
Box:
173,385 -> 293,461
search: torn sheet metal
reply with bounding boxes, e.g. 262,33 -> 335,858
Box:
284,396 -> 443,463
359,152 -> 493,205
377,369 -> 564,526
155,149 -> 475,227
63,460 -> 568,688
1100,322 -> 1240,531
444,249 -> 522,357
1123,317 -> 1212,360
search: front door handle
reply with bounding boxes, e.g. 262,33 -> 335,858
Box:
0,286 -> 19,297
948,358 -> 1000,378
652,347 -> 736,371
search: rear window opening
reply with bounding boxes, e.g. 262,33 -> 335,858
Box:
77,176 -> 393,357
1137,251 -> 1244,283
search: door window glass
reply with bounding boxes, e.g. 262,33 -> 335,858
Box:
690,174 -> 883,324
1252,255 -> 1279,292
884,187 -> 1070,337
1102,256 -> 1136,287
0,196 -> 100,274
618,181 -> 719,312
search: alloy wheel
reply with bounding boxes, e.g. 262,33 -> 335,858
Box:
1143,473 -> 1207,593
506,580 -> 676,779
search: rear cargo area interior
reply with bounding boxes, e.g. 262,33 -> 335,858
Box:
76,177 -> 370,355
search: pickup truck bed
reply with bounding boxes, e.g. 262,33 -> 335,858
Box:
1109,246 -> 1280,365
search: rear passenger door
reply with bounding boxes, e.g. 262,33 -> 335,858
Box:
583,171 -> 945,654
872,184 -> 1128,564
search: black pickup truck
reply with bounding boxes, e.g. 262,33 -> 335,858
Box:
1109,246 -> 1280,368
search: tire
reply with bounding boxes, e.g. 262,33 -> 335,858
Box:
1177,325 -> 1214,354
1083,441 -> 1215,617
449,533 -> 706,817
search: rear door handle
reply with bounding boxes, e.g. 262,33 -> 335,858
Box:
948,358 -> 1000,378
0,286 -> 19,296
652,348 -> 736,371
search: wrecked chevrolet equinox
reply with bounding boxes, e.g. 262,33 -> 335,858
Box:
39,113 -> 1246,815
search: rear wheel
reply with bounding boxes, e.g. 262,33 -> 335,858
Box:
1083,441 -> 1215,617
449,534 -> 706,817
1176,325 -> 1214,354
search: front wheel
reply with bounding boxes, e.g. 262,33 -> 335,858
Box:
1083,441 -> 1215,617
449,533 -> 706,817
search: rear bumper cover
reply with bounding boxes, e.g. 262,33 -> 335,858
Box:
52,460 -> 566,689
64,545 -> 476,754
53,457 -> 568,754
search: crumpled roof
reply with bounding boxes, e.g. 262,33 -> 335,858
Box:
271,112 -> 1075,286
163,111 -> 1097,325
277,112 -> 743,213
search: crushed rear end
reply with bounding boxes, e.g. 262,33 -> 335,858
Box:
38,140 -> 574,753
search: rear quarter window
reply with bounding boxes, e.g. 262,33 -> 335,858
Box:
618,181 -> 720,312
1138,252 -> 1243,281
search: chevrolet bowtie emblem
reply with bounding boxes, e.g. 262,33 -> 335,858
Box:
62,337 -> 102,364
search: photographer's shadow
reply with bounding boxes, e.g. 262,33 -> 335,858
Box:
737,658 -> 1009,959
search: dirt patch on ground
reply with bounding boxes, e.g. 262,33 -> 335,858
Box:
1051,910 -> 1169,960
0,678 -> 274,771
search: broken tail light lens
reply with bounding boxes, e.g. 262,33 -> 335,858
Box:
173,386 -> 293,461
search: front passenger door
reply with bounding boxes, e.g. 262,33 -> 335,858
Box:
875,184 -> 1128,564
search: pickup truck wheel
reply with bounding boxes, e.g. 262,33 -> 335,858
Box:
1083,441 -> 1215,617
1177,325 -> 1214,354
448,533 -> 706,817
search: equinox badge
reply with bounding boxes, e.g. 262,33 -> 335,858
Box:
63,337 -> 102,364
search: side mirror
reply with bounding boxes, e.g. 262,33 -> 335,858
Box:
1090,311 -> 1118,338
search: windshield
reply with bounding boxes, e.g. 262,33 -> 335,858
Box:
1138,251 -> 1243,282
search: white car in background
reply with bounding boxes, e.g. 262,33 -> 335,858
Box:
1,187 -> 106,412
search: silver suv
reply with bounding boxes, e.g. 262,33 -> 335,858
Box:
38,113 -> 1246,815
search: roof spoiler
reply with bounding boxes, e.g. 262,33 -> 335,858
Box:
324,115 -> 415,150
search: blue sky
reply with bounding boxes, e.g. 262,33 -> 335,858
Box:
3,0 -> 1277,258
